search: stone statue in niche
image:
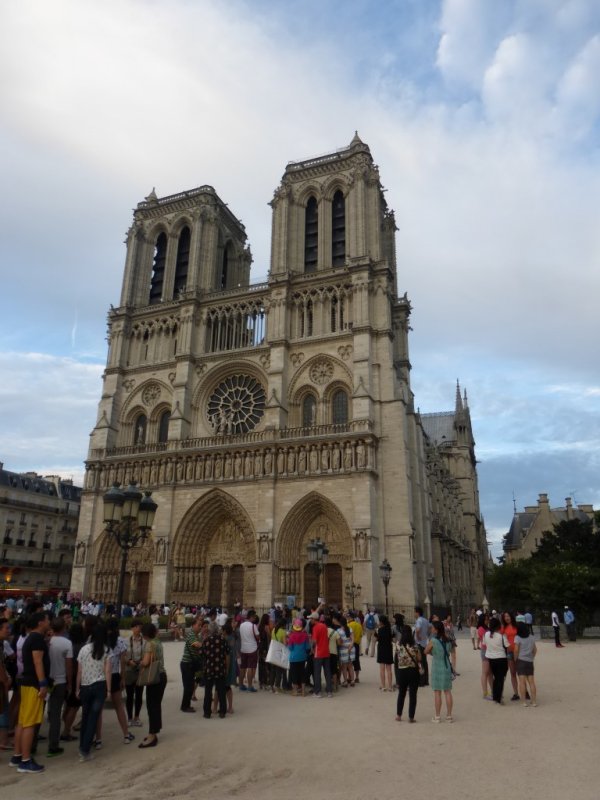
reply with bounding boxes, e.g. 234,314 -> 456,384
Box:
356,442 -> 366,469
186,459 -> 194,481
195,456 -> 204,481
165,460 -> 174,482
355,530 -> 369,559
287,448 -> 296,473
234,453 -> 243,479
224,454 -> 232,479
150,461 -> 158,484
321,446 -> 330,471
332,444 -> 341,471
75,541 -> 86,566
176,459 -> 184,482
344,443 -> 353,470
142,462 -> 150,484
298,448 -> 307,473
277,449 -> 285,475
264,449 -> 273,475
254,451 -> 263,478
215,455 -> 223,479
309,446 -> 319,473
258,535 -> 271,561
204,457 -> 213,480
244,452 -> 253,478
155,538 -> 167,564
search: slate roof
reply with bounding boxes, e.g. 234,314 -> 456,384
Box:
420,412 -> 456,445
0,468 -> 81,502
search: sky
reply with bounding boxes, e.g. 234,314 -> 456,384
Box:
1,0 -> 599,558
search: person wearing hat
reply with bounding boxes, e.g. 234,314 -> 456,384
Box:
288,616 -> 310,696
563,606 -> 576,642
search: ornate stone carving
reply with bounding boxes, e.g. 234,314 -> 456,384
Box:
354,529 -> 371,559
337,345 -> 352,361
123,378 -> 136,393
142,383 -> 162,407
75,541 -> 86,566
208,375 -> 266,435
259,353 -> 271,369
155,537 -> 168,564
168,371 -> 176,385
257,534 -> 271,561
290,352 -> 305,368
309,358 -> 334,385
195,363 -> 207,377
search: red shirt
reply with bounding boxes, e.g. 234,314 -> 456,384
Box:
311,621 -> 329,658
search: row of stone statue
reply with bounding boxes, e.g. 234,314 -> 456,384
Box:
85,439 -> 375,489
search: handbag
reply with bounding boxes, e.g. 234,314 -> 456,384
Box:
137,643 -> 161,686
265,638 -> 290,670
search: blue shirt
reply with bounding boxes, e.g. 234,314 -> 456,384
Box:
564,610 -> 574,625
414,616 -> 430,647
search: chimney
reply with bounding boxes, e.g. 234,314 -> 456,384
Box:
538,493 -> 549,506
565,497 -> 573,519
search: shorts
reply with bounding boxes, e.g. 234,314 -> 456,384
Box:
111,673 -> 122,694
240,651 -> 258,670
480,650 -> 488,662
18,685 -> 44,728
470,627 -> 478,639
516,659 -> 534,676
507,652 -> 514,661
329,654 -> 339,676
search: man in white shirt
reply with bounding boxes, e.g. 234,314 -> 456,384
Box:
47,616 -> 73,756
216,609 -> 228,627
551,610 -> 564,647
238,612 -> 260,691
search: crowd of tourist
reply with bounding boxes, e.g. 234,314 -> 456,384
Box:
0,594 -> 550,776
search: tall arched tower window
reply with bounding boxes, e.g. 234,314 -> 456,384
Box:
220,243 -> 231,290
332,190 -> 345,267
304,196 -> 318,273
332,390 -> 348,425
158,410 -> 171,443
302,394 -> 317,427
149,232 -> 167,305
134,413 -> 147,444
173,226 -> 190,296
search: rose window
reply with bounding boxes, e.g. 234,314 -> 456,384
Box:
208,375 -> 266,434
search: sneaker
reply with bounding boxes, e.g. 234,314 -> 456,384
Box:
248,686 -> 257,693
94,739 -> 103,750
123,733 -> 135,744
79,753 -> 95,763
46,748 -> 65,757
314,693 -> 322,698
9,755 -> 22,768
17,759 -> 45,774
326,693 -> 333,698
239,685 -> 247,691
131,719 -> 143,727
511,694 -> 519,701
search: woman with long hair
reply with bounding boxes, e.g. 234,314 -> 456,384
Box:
138,623 -> 167,748
484,617 -> 509,704
478,613 -> 493,700
269,617 -> 288,694
394,625 -> 421,722
337,618 -> 355,687
76,624 -> 111,762
501,611 -> 519,701
443,613 -> 459,675
375,615 -> 394,691
424,620 -> 454,722
514,621 -> 537,707
257,613 -> 271,690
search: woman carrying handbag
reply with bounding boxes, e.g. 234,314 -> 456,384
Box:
138,623 -> 167,748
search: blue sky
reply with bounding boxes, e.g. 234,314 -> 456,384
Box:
1,0 -> 599,556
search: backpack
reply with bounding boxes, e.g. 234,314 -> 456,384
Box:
365,613 -> 376,630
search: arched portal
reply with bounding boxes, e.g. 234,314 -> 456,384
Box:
277,493 -> 352,609
170,489 -> 256,606
93,531 -> 154,605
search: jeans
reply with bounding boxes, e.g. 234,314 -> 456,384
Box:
146,672 -> 167,735
269,665 -> 285,690
396,667 -> 419,719
125,682 -> 144,720
313,657 -> 332,695
79,681 -> 107,756
47,682 -> 67,751
180,661 -> 196,710
488,657 -> 508,702
203,677 -> 226,717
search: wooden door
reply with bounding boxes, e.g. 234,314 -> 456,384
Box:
228,565 -> 244,607
303,564 -> 319,608
324,563 -> 342,608
135,572 -> 150,604
208,565 -> 223,606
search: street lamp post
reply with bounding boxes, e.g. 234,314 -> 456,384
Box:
102,482 -> 158,620
306,537 -> 329,604
345,580 -> 362,610
379,558 -> 392,615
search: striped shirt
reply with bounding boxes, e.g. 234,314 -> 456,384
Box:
181,632 -> 202,663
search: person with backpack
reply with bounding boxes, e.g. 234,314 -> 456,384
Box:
364,608 -> 379,657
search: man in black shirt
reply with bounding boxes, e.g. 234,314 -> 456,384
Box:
10,612 -> 50,774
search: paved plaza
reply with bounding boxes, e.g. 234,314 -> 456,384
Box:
4,633 -> 598,800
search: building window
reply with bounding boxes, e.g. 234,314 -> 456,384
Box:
332,389 -> 348,425
158,410 -> 171,443
173,226 -> 190,296
220,244 -> 230,290
149,232 -> 167,305
302,394 -> 317,427
332,190 -> 345,267
304,196 -> 318,272
134,413 -> 147,445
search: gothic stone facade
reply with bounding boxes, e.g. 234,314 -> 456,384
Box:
70,135 -> 488,614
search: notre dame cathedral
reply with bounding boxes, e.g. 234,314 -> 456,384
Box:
70,134 -> 488,615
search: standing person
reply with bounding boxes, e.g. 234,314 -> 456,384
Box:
363,608 -> 379,657
394,625 -> 421,722
347,613 -> 363,683
375,615 -> 394,691
180,616 -> 203,713
287,616 -> 310,697
443,614 -> 459,676
257,614 -> 272,690
413,607 -> 430,686
501,611 -> 519,701
424,620 -> 454,723
514,622 -> 537,707
105,619 -> 135,745
47,616 -> 73,758
61,622 -> 85,741
456,613 -> 463,631
484,618 -> 509,704
310,612 -> 332,698
10,612 -> 50,773
201,622 -> 230,719
564,607 -> 576,642
138,623 -> 167,749
238,612 -> 260,692
477,614 -> 493,700
469,608 -> 479,650
222,620 -> 237,713
124,620 -> 145,727
0,617 -> 12,752
76,624 -> 111,763
269,618 -> 288,694
551,610 -> 564,647
337,617 -> 356,687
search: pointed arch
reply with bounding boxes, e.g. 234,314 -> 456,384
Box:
276,491 -> 352,566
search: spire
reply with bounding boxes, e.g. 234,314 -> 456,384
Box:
455,380 -> 463,413
463,388 -> 469,409
350,130 -> 363,147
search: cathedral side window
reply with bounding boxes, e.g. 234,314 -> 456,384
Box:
158,410 -> 171,443
135,413 -> 147,445
304,196 -> 318,272
331,389 -> 348,425
173,226 -> 190,296
220,243 -> 231,290
332,190 -> 345,267
302,394 -> 317,427
149,232 -> 167,305
208,375 -> 266,434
